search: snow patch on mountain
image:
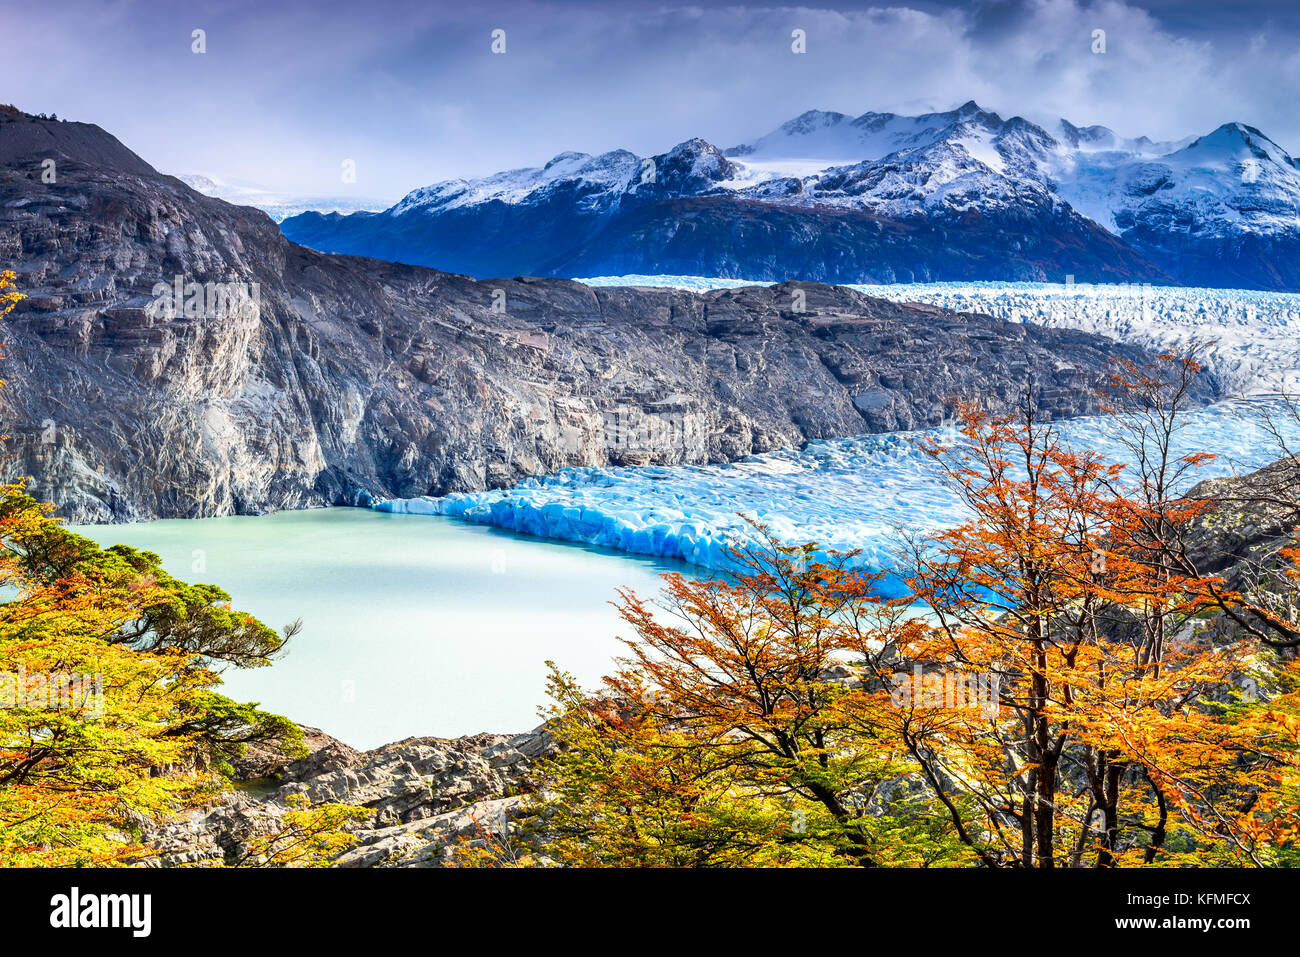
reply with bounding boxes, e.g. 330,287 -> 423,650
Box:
390,149 -> 642,215
373,101 -> 1299,242
723,105 -> 1300,240
1043,123 -> 1300,236
726,102 -> 1003,167
280,102 -> 1300,290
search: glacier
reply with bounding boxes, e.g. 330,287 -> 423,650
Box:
377,278 -> 1300,587
376,402 -> 1300,591
578,277 -> 1300,395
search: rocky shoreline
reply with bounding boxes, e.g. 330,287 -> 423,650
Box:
147,724 -> 550,868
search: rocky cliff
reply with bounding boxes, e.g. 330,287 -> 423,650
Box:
0,110 -> 1216,522
143,724 -> 552,867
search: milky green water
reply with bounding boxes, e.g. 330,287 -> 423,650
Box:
72,508 -> 691,749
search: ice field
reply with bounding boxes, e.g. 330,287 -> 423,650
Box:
377,402 -> 1298,586
577,277 -> 1300,395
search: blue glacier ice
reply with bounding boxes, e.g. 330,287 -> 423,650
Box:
376,403 -> 1298,588
380,277 -> 1300,589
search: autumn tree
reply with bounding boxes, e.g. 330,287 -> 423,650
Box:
224,795 -> 370,868
0,271 -> 362,866
1121,355 -> 1300,652
0,491 -> 296,668
899,366 -> 1300,867
528,531 -> 970,867
0,486 -> 310,864
0,269 -> 23,395
529,354 -> 1300,868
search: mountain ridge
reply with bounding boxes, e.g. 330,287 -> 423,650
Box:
281,101 -> 1300,290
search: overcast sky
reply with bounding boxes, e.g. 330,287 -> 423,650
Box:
7,0 -> 1300,200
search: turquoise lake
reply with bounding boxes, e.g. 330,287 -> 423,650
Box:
73,508 -> 691,750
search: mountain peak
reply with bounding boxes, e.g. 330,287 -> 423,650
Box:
1183,122 -> 1295,166
653,138 -> 736,189
780,109 -> 852,134
544,151 -> 590,170
0,109 -> 156,176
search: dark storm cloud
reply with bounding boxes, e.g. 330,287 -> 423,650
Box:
5,0 -> 1299,199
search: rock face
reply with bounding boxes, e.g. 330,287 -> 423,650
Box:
0,110 -> 1216,523
144,725 -> 551,868
1183,459 -> 1300,586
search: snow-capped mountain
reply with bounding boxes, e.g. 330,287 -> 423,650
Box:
722,103 -> 1300,233
280,103 -> 1300,289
